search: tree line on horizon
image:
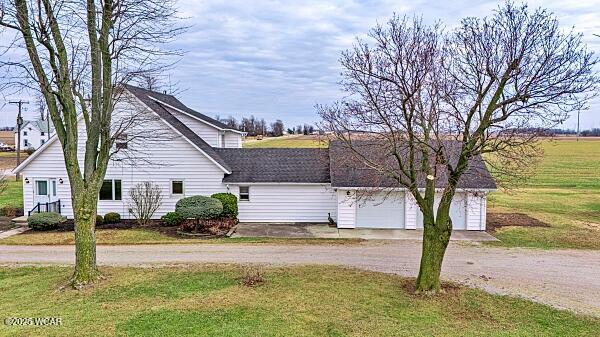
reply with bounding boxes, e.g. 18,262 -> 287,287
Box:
215,115 -> 317,137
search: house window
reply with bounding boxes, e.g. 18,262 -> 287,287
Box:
99,179 -> 122,201
35,180 -> 48,196
41,132 -> 45,136
171,180 -> 184,195
116,133 -> 128,150
23,139 -> 29,147
239,186 -> 250,201
23,131 -> 27,136
41,139 -> 45,145
220,134 -> 225,148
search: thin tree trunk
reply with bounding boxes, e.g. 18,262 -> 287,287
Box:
70,188 -> 101,286
416,211 -> 452,293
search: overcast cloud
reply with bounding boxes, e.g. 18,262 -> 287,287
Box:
1,0 -> 599,129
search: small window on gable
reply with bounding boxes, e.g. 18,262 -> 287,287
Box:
239,186 -> 250,201
172,181 -> 184,195
116,133 -> 128,150
220,133 -> 225,148
41,132 -> 45,136
23,131 -> 28,136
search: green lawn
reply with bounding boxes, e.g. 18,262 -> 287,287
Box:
1,265 -> 597,337
0,180 -> 23,209
488,139 -> 600,249
0,228 -> 361,245
243,135 -> 327,148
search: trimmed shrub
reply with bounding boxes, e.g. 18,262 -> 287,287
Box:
161,212 -> 184,226
175,196 -> 222,220
96,215 -> 104,225
28,212 -> 65,230
104,212 -> 121,224
211,193 -> 238,218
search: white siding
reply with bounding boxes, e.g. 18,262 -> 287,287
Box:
224,131 -> 242,148
466,192 -> 487,230
21,98 -> 227,219
235,184 -> 337,223
168,110 -> 242,148
169,111 -> 219,146
415,191 -> 484,230
336,189 -> 356,228
404,193 -> 418,229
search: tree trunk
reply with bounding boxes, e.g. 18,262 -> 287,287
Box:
416,211 -> 452,294
70,188 -> 101,286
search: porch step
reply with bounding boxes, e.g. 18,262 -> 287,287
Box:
11,215 -> 28,226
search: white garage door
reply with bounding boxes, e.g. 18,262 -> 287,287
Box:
416,192 -> 467,230
356,192 -> 405,228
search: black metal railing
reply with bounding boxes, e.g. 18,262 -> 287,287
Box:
28,200 -> 61,216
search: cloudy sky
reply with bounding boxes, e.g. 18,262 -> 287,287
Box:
1,0 -> 599,130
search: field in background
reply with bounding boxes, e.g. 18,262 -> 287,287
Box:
1,265 -> 597,337
488,139 -> 600,249
243,135 -> 327,148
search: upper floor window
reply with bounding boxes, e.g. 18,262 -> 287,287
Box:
116,133 -> 128,150
220,134 -> 225,148
23,131 -> 27,136
99,180 -> 122,201
23,139 -> 29,147
40,132 -> 45,136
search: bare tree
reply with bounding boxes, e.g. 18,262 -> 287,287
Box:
319,4 -> 598,293
128,181 -> 162,226
270,120 -> 284,137
0,0 -> 184,286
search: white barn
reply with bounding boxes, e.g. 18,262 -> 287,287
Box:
13,85 -> 495,230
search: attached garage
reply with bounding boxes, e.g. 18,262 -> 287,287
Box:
416,192 -> 468,230
356,192 -> 405,228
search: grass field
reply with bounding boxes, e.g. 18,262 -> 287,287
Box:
243,135 -> 328,148
0,180 -> 22,209
487,139 -> 600,249
1,265 -> 598,337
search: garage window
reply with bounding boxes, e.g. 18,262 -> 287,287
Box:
239,186 -> 250,201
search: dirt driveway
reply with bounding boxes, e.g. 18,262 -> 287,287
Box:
1,241 -> 598,317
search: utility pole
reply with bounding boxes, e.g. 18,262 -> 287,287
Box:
9,100 -> 29,181
576,110 -> 581,142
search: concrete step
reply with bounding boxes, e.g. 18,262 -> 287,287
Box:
11,215 -> 28,225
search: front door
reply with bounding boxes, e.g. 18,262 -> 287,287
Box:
34,179 -> 50,205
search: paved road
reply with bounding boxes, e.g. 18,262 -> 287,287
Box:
1,241 -> 598,317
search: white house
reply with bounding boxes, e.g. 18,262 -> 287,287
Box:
15,119 -> 54,150
13,85 -> 495,230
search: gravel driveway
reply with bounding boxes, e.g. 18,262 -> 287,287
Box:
1,241 -> 598,317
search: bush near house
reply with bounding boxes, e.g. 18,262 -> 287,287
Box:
175,196 -> 223,220
28,212 -> 65,230
211,193 -> 238,218
161,212 -> 184,226
104,212 -> 121,224
96,215 -> 104,225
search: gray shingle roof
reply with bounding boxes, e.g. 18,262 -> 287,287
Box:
123,84 -> 232,130
125,84 -> 232,173
329,140 -> 497,189
215,148 -> 331,183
